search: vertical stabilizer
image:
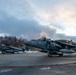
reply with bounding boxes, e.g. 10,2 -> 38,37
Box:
69,40 -> 73,45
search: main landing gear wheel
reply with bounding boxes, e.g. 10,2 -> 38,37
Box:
12,52 -> 14,54
59,54 -> 63,57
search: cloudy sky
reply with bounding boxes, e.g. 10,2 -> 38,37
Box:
0,0 -> 76,40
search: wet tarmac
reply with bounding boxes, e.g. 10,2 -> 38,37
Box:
0,52 -> 76,75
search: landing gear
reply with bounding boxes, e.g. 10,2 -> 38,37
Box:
47,50 -> 52,57
59,54 -> 63,57
17,51 -> 19,54
12,52 -> 14,54
47,50 -> 63,57
2,51 -> 6,54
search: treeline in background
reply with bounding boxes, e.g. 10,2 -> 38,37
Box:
0,36 -> 26,47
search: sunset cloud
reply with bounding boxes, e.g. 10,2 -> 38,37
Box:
0,0 -> 76,40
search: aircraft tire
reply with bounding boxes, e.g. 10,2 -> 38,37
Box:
59,54 -> 63,57
12,52 -> 14,54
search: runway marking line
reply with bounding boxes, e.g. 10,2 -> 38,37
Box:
41,67 -> 50,70
0,69 -> 12,73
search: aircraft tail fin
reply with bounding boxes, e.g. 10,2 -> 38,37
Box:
69,40 -> 73,45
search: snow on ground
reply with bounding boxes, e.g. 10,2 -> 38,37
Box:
25,50 -> 38,53
0,50 -> 38,54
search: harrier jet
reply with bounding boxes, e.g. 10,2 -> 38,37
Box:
0,45 -> 25,54
24,37 -> 76,57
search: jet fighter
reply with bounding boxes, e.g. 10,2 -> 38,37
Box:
24,37 -> 76,57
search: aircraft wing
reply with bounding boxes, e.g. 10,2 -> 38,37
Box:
55,41 -> 76,48
8,46 -> 23,51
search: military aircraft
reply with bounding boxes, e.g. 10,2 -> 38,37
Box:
0,45 -> 25,54
24,37 -> 76,57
